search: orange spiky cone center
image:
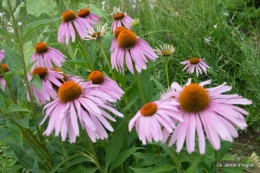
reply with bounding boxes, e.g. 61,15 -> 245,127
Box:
62,10 -> 76,22
189,57 -> 200,64
114,26 -> 126,38
117,30 -> 137,49
32,67 -> 48,79
77,8 -> 90,18
88,70 -> 105,84
58,81 -> 83,103
113,12 -> 125,20
0,64 -> 10,75
140,102 -> 158,116
178,84 -> 210,113
35,42 -> 48,54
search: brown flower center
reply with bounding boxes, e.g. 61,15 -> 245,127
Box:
178,84 -> 210,113
0,64 -> 10,75
35,42 -> 48,54
140,102 -> 157,116
62,10 -> 76,22
114,26 -> 126,38
88,70 -> 105,84
91,31 -> 101,38
77,9 -> 90,18
32,67 -> 48,79
113,12 -> 125,20
117,30 -> 137,49
189,57 -> 200,64
58,81 -> 83,103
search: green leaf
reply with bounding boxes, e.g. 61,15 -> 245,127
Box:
110,147 -> 144,172
150,75 -> 165,92
218,141 -> 232,161
140,72 -> 156,101
185,156 -> 202,173
23,41 -> 34,67
30,74 -> 42,90
13,114 -> 30,128
67,157 -> 91,168
0,128 -> 12,142
133,153 -> 174,165
66,59 -> 88,67
0,95 -> 6,109
70,166 -> 97,173
2,0 -> 16,12
130,165 -> 175,173
0,28 -> 15,40
2,45 -> 23,71
105,134 -> 122,168
32,158 -> 40,173
6,104 -> 29,113
23,18 -> 60,39
26,0 -> 58,17
14,2 -> 25,20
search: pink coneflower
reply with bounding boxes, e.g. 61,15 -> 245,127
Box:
30,42 -> 66,70
161,79 -> 252,154
111,12 -> 134,32
77,8 -> 100,23
27,67 -> 64,105
58,10 -> 95,44
40,80 -> 123,143
0,64 -> 9,90
129,100 -> 182,145
0,50 -> 4,63
110,29 -> 158,74
181,57 -> 209,77
88,70 -> 124,101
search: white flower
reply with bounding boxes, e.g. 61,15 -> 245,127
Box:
204,36 -> 211,43
18,22 -> 22,26
213,24 -> 217,29
84,24 -> 107,40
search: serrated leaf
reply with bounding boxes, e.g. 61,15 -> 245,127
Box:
105,134 -> 122,168
110,147 -> 144,172
2,45 -> 23,71
185,156 -> 202,173
7,104 -> 29,113
23,18 -> 59,39
26,0 -> 58,17
30,74 -> 42,90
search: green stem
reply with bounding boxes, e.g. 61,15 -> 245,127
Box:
164,57 -> 170,87
72,24 -> 93,71
193,72 -> 198,83
134,67 -> 146,104
169,147 -> 181,173
97,42 -> 116,80
85,132 -> 106,173
215,150 -> 218,173
6,0 -> 43,144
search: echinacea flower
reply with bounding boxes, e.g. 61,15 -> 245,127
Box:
181,57 -> 209,77
110,28 -> 158,74
40,80 -> 123,143
111,12 -> 134,32
84,24 -> 107,40
58,10 -> 95,44
27,67 -> 64,105
77,8 -> 100,23
30,42 -> 66,70
0,50 -> 4,63
154,44 -> 175,56
0,64 -> 9,90
161,79 -> 252,154
129,100 -> 182,145
88,70 -> 124,101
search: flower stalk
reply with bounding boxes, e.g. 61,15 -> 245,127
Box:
134,65 -> 146,104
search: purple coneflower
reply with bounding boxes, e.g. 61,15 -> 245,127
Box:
129,100 -> 182,145
181,57 -> 209,76
77,8 -> 100,23
58,10 -> 95,44
111,12 -> 134,32
161,79 -> 252,154
30,42 -> 66,70
40,80 -> 123,143
0,64 -> 9,90
27,67 -> 64,105
110,28 -> 158,74
0,50 -> 4,63
88,70 -> 124,101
